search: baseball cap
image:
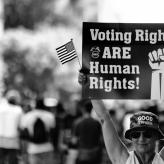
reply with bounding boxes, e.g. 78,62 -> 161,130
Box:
125,111 -> 164,140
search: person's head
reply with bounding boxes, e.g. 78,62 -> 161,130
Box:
35,98 -> 46,110
125,111 -> 164,154
5,90 -> 21,105
78,99 -> 93,115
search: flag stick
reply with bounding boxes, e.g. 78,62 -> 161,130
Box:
77,55 -> 82,69
71,39 -> 82,69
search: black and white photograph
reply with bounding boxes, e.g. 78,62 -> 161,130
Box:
1,0 -> 164,164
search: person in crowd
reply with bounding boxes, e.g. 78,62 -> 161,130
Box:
53,102 -> 66,150
71,98 -> 102,164
20,98 -> 56,164
0,90 -> 23,164
59,100 -> 80,164
159,111 -> 164,152
53,102 -> 67,164
78,71 -> 164,164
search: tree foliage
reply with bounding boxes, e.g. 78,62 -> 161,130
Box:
4,0 -> 54,29
2,0 -> 97,102
2,41 -> 57,98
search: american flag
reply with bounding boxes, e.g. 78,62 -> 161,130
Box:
56,40 -> 78,64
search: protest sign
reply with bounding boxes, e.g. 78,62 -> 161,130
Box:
82,22 -> 164,99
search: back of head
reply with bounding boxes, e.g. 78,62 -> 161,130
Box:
78,99 -> 93,114
6,90 -> 21,105
35,98 -> 46,110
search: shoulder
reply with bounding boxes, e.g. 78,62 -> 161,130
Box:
14,105 -> 23,114
123,151 -> 134,164
44,111 -> 55,123
111,151 -> 130,164
44,110 -> 54,117
8,103 -> 23,113
23,110 -> 36,118
159,147 -> 164,161
74,117 -> 83,125
20,111 -> 35,127
73,118 -> 84,130
38,110 -> 55,127
154,152 -> 164,163
91,118 -> 101,129
92,117 -> 101,124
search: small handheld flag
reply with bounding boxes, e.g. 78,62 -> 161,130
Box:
56,39 -> 80,65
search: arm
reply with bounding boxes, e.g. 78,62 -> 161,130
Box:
78,72 -> 129,164
159,146 -> 164,161
92,100 -> 129,164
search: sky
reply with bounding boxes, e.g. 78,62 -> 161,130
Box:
98,0 -> 164,107
98,0 -> 164,23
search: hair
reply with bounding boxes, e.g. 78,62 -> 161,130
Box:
35,98 -> 46,110
78,99 -> 93,114
8,97 -> 17,105
6,90 -> 21,105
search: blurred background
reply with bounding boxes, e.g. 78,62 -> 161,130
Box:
0,0 -> 164,164
1,0 -> 164,115
0,0 -> 91,105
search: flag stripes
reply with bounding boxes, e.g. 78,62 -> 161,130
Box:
56,40 -> 77,64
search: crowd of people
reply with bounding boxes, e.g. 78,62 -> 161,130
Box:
79,71 -> 164,164
0,86 -> 164,164
0,89 -> 106,164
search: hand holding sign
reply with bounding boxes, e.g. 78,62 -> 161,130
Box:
78,68 -> 89,85
148,48 -> 164,99
78,72 -> 87,85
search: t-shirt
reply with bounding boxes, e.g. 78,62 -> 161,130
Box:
73,116 -> 102,163
20,109 -> 55,154
0,99 -> 23,149
20,109 -> 55,137
126,151 -> 164,164
74,117 -> 102,149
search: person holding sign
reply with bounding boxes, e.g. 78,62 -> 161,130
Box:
78,71 -> 164,164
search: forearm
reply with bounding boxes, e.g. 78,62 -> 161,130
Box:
91,100 -> 109,121
91,100 -> 119,134
161,72 -> 164,99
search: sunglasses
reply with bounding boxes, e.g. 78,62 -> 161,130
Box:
130,131 -> 153,139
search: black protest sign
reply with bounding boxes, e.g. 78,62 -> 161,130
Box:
82,22 -> 164,99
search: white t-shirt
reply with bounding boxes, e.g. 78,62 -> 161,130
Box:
20,109 -> 55,136
126,151 -> 164,164
0,99 -> 23,149
20,109 -> 55,154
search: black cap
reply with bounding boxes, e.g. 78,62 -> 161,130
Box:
125,111 -> 164,140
